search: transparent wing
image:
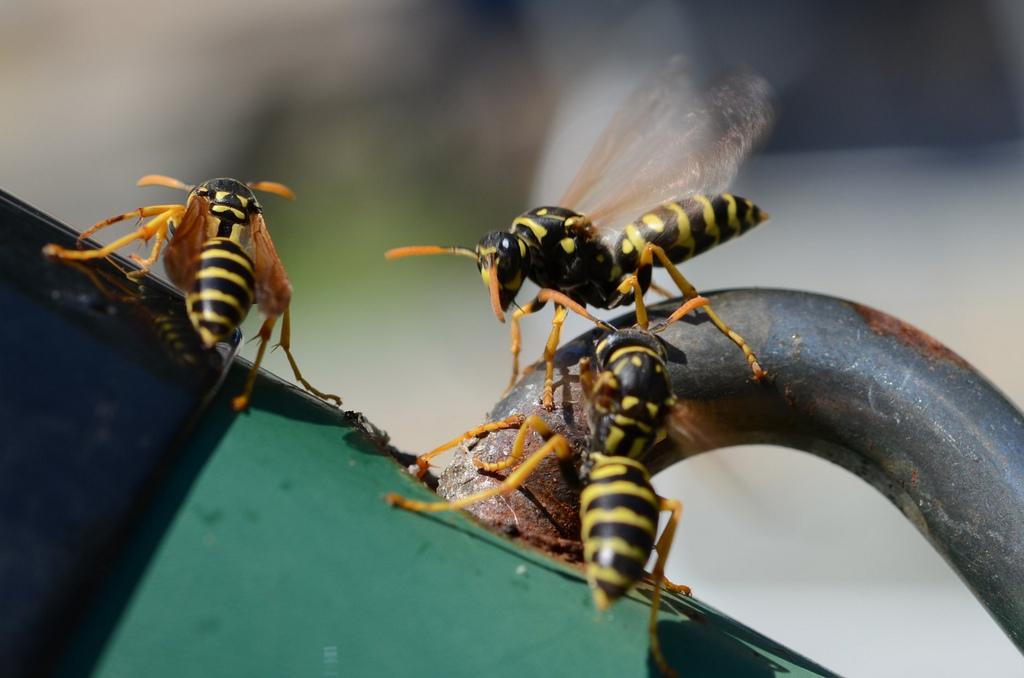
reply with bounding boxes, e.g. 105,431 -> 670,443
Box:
163,194 -> 208,291
664,401 -> 718,455
251,213 -> 293,316
559,56 -> 776,233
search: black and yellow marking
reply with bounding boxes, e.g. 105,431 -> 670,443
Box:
186,237 -> 255,347
614,193 -> 767,271
200,181 -> 261,238
590,330 -> 675,459
581,455 -> 659,608
511,205 -> 578,249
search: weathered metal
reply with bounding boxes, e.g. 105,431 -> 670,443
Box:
437,289 -> 1024,650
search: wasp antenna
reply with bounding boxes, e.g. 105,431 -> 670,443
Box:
384,245 -> 477,260
248,181 -> 296,200
137,174 -> 191,191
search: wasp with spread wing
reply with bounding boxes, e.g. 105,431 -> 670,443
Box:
386,57 -> 775,409
387,289 -> 709,677
43,175 -> 342,411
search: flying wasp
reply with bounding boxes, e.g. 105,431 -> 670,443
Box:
386,57 -> 775,409
386,288 -> 709,677
42,175 -> 342,411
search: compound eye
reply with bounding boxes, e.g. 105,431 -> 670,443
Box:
496,237 -> 520,272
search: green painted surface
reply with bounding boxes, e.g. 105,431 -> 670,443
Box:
66,367 -> 837,678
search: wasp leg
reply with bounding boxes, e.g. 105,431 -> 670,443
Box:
413,414 -> 524,480
505,294 -> 547,395
473,415 -> 557,473
533,291 -> 617,407
536,289 -> 613,332
617,274 -> 649,330
43,205 -> 183,267
233,315 -> 278,412
647,496 -> 684,678
641,244 -> 766,380
650,296 -> 711,333
541,303 -> 569,410
661,577 -> 692,597
276,306 -> 343,407
126,211 -> 177,280
385,419 -> 571,512
75,204 -> 183,243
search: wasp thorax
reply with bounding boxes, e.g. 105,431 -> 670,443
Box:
475,231 -> 531,312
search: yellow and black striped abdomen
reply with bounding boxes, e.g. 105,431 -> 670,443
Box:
616,193 -> 767,266
186,237 -> 255,347
581,455 -> 659,609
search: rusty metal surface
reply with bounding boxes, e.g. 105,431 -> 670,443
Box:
436,288 -> 1024,650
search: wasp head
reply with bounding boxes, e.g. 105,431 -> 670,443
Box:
594,328 -> 667,371
193,178 -> 261,214
475,231 -> 530,323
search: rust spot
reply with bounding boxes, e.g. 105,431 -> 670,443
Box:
437,391 -> 588,559
910,468 -> 919,488
852,303 -> 971,370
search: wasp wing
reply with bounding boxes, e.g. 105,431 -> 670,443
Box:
559,56 -> 700,211
251,213 -> 293,317
163,193 -> 209,291
661,400 -> 736,465
559,57 -> 775,234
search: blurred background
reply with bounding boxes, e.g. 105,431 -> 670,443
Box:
2,0 -> 1022,675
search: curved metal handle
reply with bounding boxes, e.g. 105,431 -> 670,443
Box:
437,288 -> 1024,650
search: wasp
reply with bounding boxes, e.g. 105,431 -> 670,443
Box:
42,175 -> 342,411
386,57 -> 774,409
386,287 -> 708,677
